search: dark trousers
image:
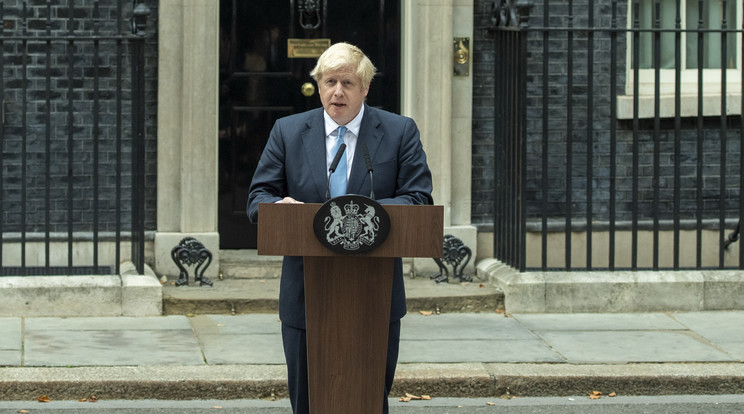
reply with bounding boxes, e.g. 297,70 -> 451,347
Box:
281,320 -> 401,414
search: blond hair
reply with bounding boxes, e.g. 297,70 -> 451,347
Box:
310,42 -> 376,89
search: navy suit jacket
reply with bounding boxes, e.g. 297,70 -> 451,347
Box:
247,104 -> 433,329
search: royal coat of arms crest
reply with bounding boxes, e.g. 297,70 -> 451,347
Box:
313,195 -> 390,254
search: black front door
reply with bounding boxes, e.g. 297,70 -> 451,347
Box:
219,1 -> 401,249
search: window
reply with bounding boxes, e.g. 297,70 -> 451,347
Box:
619,0 -> 742,119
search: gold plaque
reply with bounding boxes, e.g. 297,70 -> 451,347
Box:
287,38 -> 331,58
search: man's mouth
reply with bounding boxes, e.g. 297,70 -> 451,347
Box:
332,102 -> 346,108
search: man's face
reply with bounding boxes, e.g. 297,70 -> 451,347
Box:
318,68 -> 369,126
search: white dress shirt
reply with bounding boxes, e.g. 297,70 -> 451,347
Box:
324,105 -> 364,180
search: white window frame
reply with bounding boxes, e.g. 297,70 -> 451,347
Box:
618,0 -> 743,119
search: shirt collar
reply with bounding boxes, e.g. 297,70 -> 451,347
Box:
323,104 -> 365,137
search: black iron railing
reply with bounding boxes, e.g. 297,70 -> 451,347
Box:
0,0 -> 149,276
490,0 -> 532,271
490,0 -> 744,271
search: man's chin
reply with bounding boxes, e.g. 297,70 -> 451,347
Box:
328,109 -> 349,124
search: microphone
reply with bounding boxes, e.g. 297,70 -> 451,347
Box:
360,142 -> 375,200
326,143 -> 347,200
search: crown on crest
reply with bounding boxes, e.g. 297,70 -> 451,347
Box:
344,201 -> 359,215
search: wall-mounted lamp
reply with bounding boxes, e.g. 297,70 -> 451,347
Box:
131,1 -> 151,36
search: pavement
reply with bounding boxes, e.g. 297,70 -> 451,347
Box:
2,308 -> 744,402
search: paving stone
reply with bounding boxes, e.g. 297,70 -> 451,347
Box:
190,314 -> 282,335
25,316 -> 192,331
0,318 -> 21,350
198,333 -> 285,365
401,313 -> 536,340
399,339 -> 564,363
511,313 -> 686,331
672,311 -> 744,343
24,327 -> 204,367
0,350 -> 20,366
537,331 -> 737,363
672,311 -> 744,361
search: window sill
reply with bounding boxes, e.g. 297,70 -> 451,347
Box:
617,93 -> 743,119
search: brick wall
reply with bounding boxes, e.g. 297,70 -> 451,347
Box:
473,0 -> 496,227
0,0 -> 158,234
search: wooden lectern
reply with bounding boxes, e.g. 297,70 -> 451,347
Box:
257,202 -> 443,414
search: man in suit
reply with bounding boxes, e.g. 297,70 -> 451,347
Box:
247,42 -> 433,414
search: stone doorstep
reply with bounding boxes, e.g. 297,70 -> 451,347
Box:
218,251 -> 460,280
219,262 -> 282,280
161,276 -> 505,315
479,258 -> 744,313
218,250 -> 282,279
0,262 -> 163,317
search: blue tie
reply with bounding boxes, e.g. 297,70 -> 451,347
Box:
330,126 -> 348,198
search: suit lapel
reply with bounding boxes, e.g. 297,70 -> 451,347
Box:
300,109 -> 330,201
348,105 -> 383,195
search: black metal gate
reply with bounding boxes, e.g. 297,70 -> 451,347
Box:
490,0 -> 744,271
0,0 -> 150,276
491,4 -> 531,272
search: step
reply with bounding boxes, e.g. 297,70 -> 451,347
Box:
218,250 -> 282,279
162,275 -> 504,315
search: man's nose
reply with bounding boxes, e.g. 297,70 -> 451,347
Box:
333,84 -> 343,95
